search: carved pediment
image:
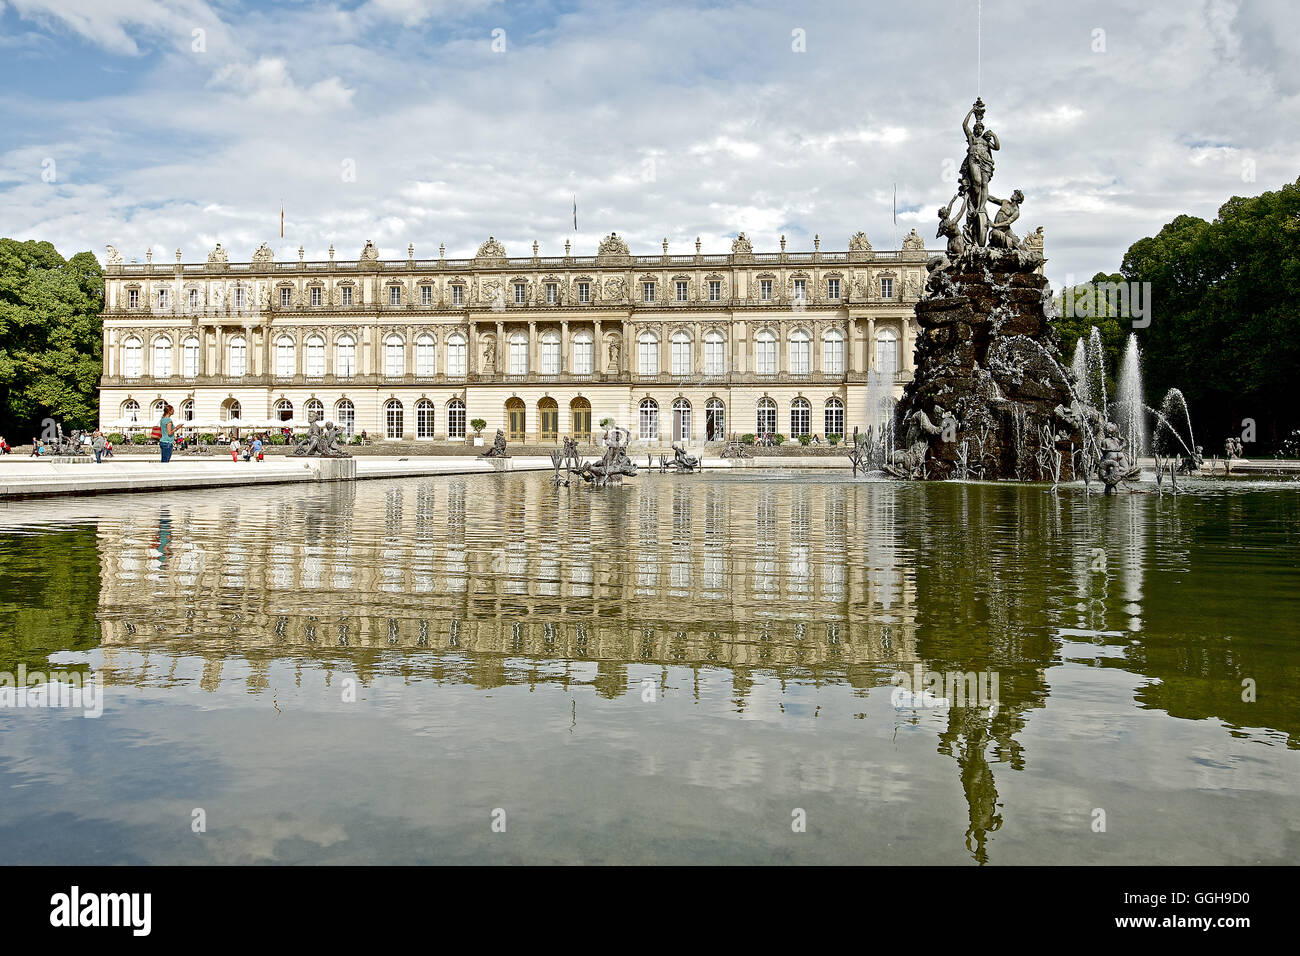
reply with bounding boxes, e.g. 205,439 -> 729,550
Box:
597,232 -> 630,260
475,236 -> 507,260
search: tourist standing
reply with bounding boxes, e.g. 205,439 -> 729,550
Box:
92,430 -> 107,464
251,435 -> 263,462
159,404 -> 178,463
230,437 -> 240,461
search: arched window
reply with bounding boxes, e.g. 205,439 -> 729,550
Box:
305,335 -> 325,377
506,397 -> 526,441
638,331 -> 659,376
228,336 -> 247,377
704,330 -> 725,376
671,330 -> 692,376
754,329 -> 776,375
446,398 -> 466,439
672,397 -> 692,442
825,397 -> 844,437
789,329 -> 810,375
123,337 -> 143,378
275,335 -> 295,377
823,328 -> 845,375
151,399 -> 166,421
757,397 -> 777,435
305,398 -> 324,424
384,335 -> 405,378
639,398 -> 659,440
705,398 -> 725,441
416,334 -> 436,377
416,398 -> 436,439
336,334 -> 357,378
335,398 -> 356,435
121,399 -> 140,423
384,399 -> 404,439
152,337 -> 172,377
540,331 -> 560,375
790,397 -> 811,436
508,332 -> 528,375
274,398 -> 294,422
180,399 -> 194,422
222,399 -> 242,422
182,336 -> 200,378
573,331 -> 594,375
876,328 -> 899,378
446,333 -> 467,377
538,397 -> 559,441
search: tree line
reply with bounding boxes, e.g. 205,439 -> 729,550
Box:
1052,175 -> 1300,454
0,239 -> 103,443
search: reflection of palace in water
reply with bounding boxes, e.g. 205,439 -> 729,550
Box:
93,477 -> 920,698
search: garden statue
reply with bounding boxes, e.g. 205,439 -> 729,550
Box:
481,429 -> 508,458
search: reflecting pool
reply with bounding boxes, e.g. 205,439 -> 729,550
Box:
1,473 -> 1297,864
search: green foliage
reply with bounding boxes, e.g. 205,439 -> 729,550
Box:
797,434 -> 812,446
198,433 -> 215,444
0,239 -> 103,437
470,418 -> 487,432
1052,271 -> 1129,391
741,433 -> 755,444
773,433 -> 786,445
131,433 -> 147,445
106,433 -> 125,444
1118,179 -> 1300,449
267,433 -> 287,445
827,433 -> 841,445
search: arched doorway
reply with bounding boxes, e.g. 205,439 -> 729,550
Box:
538,397 -> 559,442
705,398 -> 725,440
506,397 -> 526,442
570,397 -> 591,442
672,398 -> 692,443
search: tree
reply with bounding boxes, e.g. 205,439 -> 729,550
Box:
0,240 -> 103,440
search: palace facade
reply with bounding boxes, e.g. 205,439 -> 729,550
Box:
97,229 -> 941,445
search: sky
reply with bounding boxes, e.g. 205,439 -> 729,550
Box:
0,0 -> 1296,291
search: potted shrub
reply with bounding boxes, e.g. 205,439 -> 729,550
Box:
773,434 -> 786,446
131,433 -> 148,445
107,433 -> 126,445
741,433 -> 756,445
827,433 -> 841,446
798,434 -> 812,447
268,433 -> 287,446
470,418 -> 487,446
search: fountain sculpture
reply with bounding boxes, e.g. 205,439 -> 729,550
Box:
891,99 -> 1139,490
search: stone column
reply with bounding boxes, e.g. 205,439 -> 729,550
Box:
495,320 -> 505,375
846,319 -> 856,374
560,318 -> 569,373
866,317 -> 876,372
593,319 -> 603,374
528,320 -> 538,374
468,321 -> 478,375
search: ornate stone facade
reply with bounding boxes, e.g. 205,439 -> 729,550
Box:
98,233 -> 944,445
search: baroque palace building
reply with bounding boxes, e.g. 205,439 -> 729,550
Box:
98,229 -> 944,445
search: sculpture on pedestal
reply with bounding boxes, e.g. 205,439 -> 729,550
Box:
480,428 -> 508,458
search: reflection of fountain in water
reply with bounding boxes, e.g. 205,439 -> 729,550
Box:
1114,334 -> 1148,457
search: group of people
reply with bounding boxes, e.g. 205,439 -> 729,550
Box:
752,433 -> 829,447
228,434 -> 266,462
0,435 -> 10,454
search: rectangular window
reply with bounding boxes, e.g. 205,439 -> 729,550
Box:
823,335 -> 844,375
671,336 -> 691,376
577,282 -> 590,303
881,277 -> 893,299
827,278 -> 840,299
158,289 -> 169,310
638,338 -> 658,375
708,280 -> 721,301
389,286 -> 401,306
280,288 -> 292,307
676,281 -> 688,302
341,286 -> 353,306
128,289 -> 139,308
546,283 -> 558,304
416,339 -> 435,376
756,336 -> 776,375
574,337 -> 593,374
760,279 -> 772,301
234,288 -> 245,309
642,282 -> 655,303
452,286 -> 463,305
311,287 -> 322,306
188,288 -> 199,309
515,283 -> 527,304
446,338 -> 466,377
541,338 -> 560,375
337,340 -> 355,378
509,337 -> 527,375
793,278 -> 806,300
705,336 -> 724,375
420,285 -> 432,306
385,342 -> 404,378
